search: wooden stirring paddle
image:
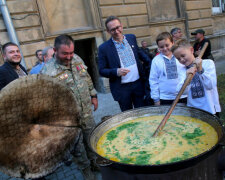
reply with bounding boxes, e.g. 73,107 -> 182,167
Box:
152,42 -> 209,137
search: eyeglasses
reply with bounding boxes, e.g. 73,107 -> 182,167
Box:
109,25 -> 122,33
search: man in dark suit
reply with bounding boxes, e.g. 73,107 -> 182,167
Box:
98,16 -> 151,111
0,42 -> 27,90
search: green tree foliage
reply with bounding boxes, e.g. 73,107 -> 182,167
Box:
218,74 -> 225,122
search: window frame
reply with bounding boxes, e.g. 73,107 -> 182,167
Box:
146,0 -> 185,22
212,0 -> 225,14
36,0 -> 101,37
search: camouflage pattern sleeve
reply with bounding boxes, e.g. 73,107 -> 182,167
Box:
40,58 -> 59,77
86,70 -> 97,97
74,54 -> 97,97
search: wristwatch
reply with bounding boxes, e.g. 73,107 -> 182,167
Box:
91,95 -> 97,98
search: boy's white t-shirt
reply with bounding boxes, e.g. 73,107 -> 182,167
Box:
149,53 -> 187,102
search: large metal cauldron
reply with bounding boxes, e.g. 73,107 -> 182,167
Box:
89,105 -> 224,180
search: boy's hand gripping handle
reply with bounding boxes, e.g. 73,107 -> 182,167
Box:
152,42 -> 209,137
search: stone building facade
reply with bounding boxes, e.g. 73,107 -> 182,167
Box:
0,0 -> 225,92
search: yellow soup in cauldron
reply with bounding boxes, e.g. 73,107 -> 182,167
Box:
97,115 -> 218,165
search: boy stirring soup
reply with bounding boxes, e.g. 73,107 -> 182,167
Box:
171,39 -> 221,116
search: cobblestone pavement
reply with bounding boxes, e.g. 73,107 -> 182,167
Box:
215,58 -> 225,75
0,162 -> 83,180
0,162 -> 102,180
92,93 -> 121,124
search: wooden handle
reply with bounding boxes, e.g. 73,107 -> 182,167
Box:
152,42 -> 209,137
198,42 -> 209,59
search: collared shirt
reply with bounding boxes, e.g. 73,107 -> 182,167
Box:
112,36 -> 139,83
15,67 -> 27,77
30,62 -> 45,74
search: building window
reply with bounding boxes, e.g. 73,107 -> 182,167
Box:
37,0 -> 101,36
212,0 -> 225,14
146,0 -> 184,22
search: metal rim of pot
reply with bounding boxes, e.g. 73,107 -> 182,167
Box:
89,105 -> 224,174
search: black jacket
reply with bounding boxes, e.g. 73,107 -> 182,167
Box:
0,62 -> 27,90
193,38 -> 214,60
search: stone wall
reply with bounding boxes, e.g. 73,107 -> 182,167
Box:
212,14 -> 225,33
0,0 -> 104,70
99,0 -> 152,45
185,0 -> 213,36
0,0 -> 47,69
99,0 -> 187,46
182,0 -> 225,57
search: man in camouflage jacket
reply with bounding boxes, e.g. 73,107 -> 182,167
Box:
41,35 -> 98,179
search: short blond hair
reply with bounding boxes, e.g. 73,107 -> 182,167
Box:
171,39 -> 191,53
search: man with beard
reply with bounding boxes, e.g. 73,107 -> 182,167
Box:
41,34 -> 98,180
0,42 -> 27,90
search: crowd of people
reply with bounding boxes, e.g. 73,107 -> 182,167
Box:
0,36 -> 98,180
98,15 -> 220,117
0,15 -> 221,180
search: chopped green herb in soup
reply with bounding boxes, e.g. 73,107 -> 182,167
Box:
97,115 -> 218,165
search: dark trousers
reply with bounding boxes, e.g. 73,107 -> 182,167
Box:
118,79 -> 145,112
160,98 -> 187,105
143,76 -> 154,106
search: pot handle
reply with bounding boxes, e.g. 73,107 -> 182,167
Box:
96,156 -> 113,167
215,116 -> 225,146
219,124 -> 225,146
